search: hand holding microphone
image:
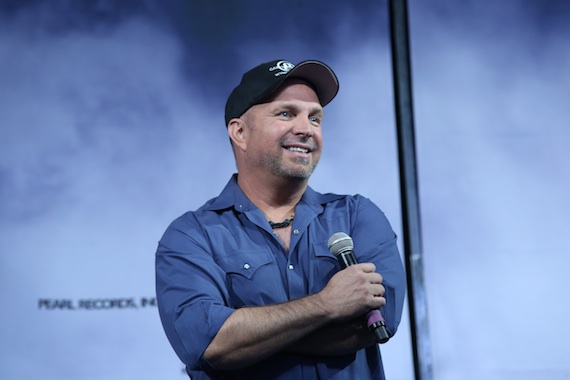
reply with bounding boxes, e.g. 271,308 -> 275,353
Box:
327,232 -> 391,343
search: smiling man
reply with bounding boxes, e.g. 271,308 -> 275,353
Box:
155,59 -> 406,379
234,78 -> 323,180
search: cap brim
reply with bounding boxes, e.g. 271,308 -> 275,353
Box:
285,60 -> 339,107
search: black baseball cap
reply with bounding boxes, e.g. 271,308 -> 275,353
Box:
224,59 -> 339,126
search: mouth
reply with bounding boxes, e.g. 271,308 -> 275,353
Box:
286,146 -> 310,154
283,141 -> 315,155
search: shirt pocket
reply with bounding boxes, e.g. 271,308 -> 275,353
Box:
220,249 -> 273,279
216,249 -> 285,307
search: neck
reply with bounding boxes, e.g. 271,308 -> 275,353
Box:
237,173 -> 307,219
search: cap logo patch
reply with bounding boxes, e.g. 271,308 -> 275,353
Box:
269,60 -> 295,76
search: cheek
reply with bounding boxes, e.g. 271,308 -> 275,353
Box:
314,132 -> 323,150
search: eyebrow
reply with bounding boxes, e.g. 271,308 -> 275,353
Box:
273,101 -> 324,117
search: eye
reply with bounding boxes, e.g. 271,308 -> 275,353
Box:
278,111 -> 292,118
309,115 -> 321,124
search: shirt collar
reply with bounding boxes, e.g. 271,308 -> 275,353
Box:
203,173 -> 345,214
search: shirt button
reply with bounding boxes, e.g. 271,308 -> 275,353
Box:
288,265 -> 294,270
293,229 -> 299,234
243,263 -> 250,270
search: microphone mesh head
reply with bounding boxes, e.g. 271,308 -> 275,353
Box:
327,232 -> 354,256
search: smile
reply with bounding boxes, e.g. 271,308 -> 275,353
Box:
286,147 -> 310,154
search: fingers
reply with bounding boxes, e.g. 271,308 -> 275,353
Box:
369,283 -> 386,308
348,263 -> 383,286
359,262 -> 377,273
372,291 -> 387,308
321,263 -> 387,320
341,264 -> 384,292
371,284 -> 386,298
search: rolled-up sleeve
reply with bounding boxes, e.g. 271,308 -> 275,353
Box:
350,196 -> 407,336
155,213 -> 234,370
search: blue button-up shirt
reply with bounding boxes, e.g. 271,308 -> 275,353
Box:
156,175 -> 406,379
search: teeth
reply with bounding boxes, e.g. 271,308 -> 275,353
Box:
288,147 -> 309,153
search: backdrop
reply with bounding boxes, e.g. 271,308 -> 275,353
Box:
1,1 -> 569,379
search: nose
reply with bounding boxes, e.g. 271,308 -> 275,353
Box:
292,114 -> 314,136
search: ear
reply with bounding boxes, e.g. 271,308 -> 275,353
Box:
227,118 -> 247,152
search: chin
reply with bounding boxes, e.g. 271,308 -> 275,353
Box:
280,166 -> 316,180
267,156 -> 319,180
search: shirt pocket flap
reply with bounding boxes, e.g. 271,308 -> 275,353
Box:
217,249 -> 274,280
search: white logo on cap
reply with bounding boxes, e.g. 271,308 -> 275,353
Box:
269,60 -> 295,76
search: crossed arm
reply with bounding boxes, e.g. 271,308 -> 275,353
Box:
203,263 -> 386,370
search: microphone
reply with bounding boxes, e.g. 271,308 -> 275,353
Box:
327,232 -> 391,343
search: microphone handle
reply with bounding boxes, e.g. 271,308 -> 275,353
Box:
366,310 -> 390,343
337,251 -> 358,268
338,251 -> 391,343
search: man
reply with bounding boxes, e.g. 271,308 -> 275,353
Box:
156,59 -> 406,379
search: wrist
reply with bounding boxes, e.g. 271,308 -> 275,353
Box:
310,292 -> 335,322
